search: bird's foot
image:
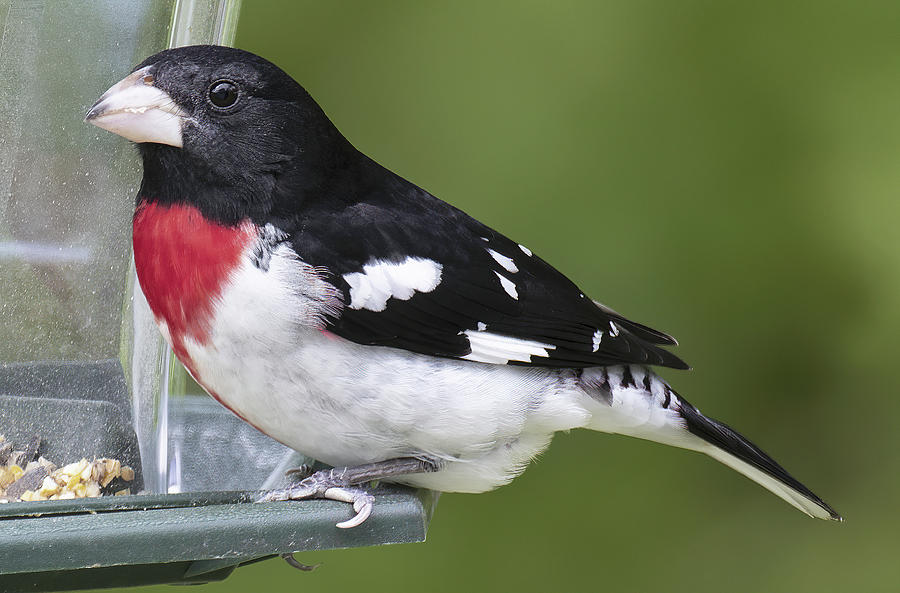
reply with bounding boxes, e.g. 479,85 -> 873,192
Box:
257,457 -> 441,528
259,466 -> 376,528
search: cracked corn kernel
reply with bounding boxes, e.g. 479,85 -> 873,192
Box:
0,465 -> 23,489
120,465 -> 134,482
78,460 -> 93,483
96,458 -> 121,488
38,476 -> 60,498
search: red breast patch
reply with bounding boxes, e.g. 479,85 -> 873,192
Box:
132,200 -> 255,364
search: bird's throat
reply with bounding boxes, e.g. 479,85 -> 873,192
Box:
132,199 -> 255,364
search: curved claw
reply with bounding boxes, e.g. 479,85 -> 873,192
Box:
334,503 -> 371,529
284,464 -> 314,480
325,487 -> 375,528
280,552 -> 321,571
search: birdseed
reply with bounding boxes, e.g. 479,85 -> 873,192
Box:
0,434 -> 134,503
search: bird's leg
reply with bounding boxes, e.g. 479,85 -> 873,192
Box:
258,457 -> 440,528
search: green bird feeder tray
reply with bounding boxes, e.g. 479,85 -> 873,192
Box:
0,1 -> 436,590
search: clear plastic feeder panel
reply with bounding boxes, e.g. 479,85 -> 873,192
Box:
0,0 -> 292,502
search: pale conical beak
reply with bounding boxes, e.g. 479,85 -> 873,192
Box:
85,66 -> 188,147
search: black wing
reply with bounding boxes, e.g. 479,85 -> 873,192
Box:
285,162 -> 688,370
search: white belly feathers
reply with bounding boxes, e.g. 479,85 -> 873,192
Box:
180,233 -> 591,493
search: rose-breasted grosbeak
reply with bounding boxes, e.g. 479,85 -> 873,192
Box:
86,45 -> 839,528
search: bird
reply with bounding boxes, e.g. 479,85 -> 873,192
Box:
85,44 -> 840,529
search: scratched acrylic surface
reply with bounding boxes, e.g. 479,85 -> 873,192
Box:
0,0 -> 171,362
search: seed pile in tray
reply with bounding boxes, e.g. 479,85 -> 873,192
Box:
0,435 -> 134,502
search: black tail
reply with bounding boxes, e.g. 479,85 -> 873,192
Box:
678,397 -> 841,521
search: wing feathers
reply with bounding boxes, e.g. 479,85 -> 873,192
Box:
287,172 -> 687,370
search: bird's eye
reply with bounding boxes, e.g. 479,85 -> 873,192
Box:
208,80 -> 239,109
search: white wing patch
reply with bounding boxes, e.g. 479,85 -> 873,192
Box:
518,244 -> 532,257
344,256 -> 443,312
486,248 -> 518,273
462,330 -> 555,364
592,329 -> 604,352
495,272 -> 518,299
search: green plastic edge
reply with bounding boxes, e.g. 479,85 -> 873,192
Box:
0,486 -> 434,577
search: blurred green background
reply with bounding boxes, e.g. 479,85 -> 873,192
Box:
111,1 -> 898,591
